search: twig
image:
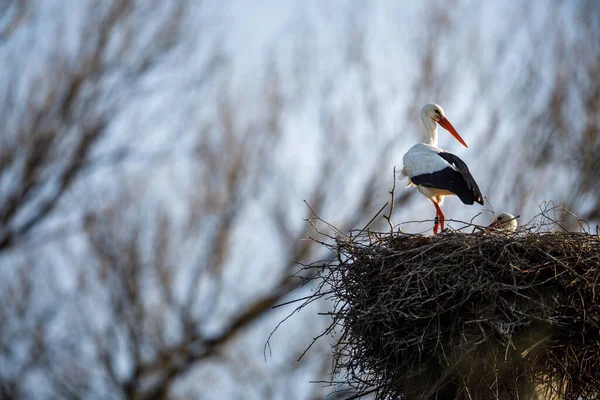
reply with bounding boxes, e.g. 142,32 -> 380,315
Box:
354,202 -> 388,239
383,166 -> 397,235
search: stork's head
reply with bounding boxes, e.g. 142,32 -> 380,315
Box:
421,103 -> 468,148
489,213 -> 518,231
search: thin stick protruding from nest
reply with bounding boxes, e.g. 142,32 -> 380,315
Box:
383,166 -> 397,234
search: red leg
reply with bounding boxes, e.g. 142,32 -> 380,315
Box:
432,202 -> 441,234
433,202 -> 446,233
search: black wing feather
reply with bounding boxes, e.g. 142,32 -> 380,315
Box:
411,152 -> 484,205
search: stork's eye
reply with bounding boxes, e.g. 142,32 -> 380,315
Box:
497,216 -> 503,220
434,109 -> 441,115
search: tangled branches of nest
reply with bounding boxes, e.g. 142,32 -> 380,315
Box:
296,206 -> 600,399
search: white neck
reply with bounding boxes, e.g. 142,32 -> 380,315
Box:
421,113 -> 438,147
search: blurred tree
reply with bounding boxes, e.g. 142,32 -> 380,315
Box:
0,1 -> 598,399
458,1 -> 600,228
0,1 -> 404,399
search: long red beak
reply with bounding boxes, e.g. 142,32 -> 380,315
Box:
438,117 -> 468,148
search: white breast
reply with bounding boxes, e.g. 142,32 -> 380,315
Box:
402,143 -> 456,178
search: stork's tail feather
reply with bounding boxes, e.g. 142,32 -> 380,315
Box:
401,167 -> 414,187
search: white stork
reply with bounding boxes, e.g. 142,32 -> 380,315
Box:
401,103 -> 483,234
488,212 -> 518,231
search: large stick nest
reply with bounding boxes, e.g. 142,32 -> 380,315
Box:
297,206 -> 600,399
